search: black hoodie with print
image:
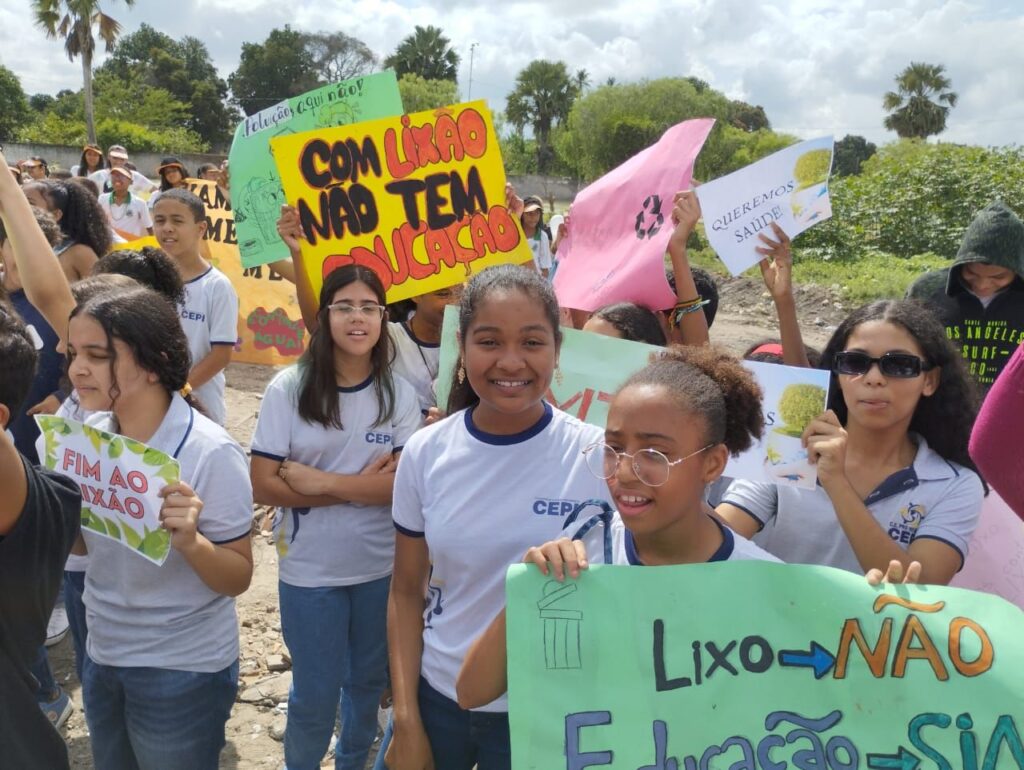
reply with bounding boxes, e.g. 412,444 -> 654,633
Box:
907,201 -> 1024,390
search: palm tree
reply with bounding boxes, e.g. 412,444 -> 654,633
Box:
574,69 -> 590,95
882,62 -> 958,139
506,60 -> 578,173
34,0 -> 136,144
384,25 -> 460,82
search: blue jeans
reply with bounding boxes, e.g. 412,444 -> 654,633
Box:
31,645 -> 57,701
372,677 -> 510,770
280,576 -> 391,770
81,655 -> 238,770
64,570 -> 88,682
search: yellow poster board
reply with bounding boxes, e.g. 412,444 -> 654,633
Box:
271,101 -> 533,303
114,180 -> 306,366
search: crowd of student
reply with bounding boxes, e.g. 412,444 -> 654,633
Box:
2,139 -> 1023,770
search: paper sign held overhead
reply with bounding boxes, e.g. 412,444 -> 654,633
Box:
695,135 -> 835,276
271,101 -> 534,304
228,71 -> 403,269
35,415 -> 178,565
553,118 -> 715,313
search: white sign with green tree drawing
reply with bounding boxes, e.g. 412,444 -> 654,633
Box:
695,135 -> 835,275
725,361 -> 831,489
35,415 -> 179,565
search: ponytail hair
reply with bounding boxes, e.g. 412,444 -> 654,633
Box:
620,345 -> 764,456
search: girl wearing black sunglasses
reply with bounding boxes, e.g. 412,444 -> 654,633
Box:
719,299 -> 984,586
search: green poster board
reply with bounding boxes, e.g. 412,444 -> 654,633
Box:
506,562 -> 1024,769
228,70 -> 403,268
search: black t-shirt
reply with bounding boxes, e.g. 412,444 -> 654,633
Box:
0,453 -> 81,770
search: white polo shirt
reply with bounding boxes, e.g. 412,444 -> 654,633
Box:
721,434 -> 983,573
564,503 -> 781,566
179,265 -> 238,426
99,191 -> 152,239
250,366 -> 421,587
392,402 -> 609,712
81,394 -> 252,672
388,321 -> 440,415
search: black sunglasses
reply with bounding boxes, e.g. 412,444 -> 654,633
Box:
833,351 -> 933,379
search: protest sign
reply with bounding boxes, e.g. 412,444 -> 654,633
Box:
696,136 -> 835,276
272,100 -> 535,304
228,71 -> 403,268
507,561 -> 1024,769
436,305 -> 659,420
35,415 -> 177,565
117,180 -> 307,366
725,360 -> 831,490
952,492 -> 1024,611
552,119 -> 715,313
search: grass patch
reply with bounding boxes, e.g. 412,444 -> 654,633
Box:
686,242 -> 948,305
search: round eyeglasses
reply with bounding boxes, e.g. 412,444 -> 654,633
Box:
582,442 -> 714,487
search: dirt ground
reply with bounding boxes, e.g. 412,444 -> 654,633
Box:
54,275 -> 846,768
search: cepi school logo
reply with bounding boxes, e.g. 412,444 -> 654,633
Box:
533,499 -> 583,517
888,502 -> 927,544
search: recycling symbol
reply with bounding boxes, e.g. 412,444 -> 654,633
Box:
635,194 -> 664,240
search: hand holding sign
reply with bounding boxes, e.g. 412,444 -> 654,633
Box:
159,481 -> 203,554
803,409 -> 848,489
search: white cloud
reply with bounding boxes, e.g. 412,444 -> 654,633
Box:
1,0 -> 1021,147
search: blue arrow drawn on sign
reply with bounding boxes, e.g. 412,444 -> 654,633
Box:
866,746 -> 921,770
777,640 -> 836,679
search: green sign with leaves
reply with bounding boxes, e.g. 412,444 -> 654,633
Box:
35,415 -> 179,565
506,562 -> 1024,769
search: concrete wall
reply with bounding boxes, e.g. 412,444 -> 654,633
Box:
506,174 -> 581,208
5,142 -> 580,202
3,142 -> 226,179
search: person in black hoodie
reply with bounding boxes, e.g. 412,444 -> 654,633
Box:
907,200 -> 1024,391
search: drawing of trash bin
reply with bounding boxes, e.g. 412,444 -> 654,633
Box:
538,581 -> 583,670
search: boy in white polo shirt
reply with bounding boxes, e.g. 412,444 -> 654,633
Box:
152,189 -> 238,425
99,167 -> 153,240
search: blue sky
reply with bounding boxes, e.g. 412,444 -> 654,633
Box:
2,0 -> 1021,147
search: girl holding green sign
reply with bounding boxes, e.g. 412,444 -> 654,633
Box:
66,286 -> 254,770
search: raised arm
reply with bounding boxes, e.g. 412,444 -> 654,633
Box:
279,204 -> 321,333
757,222 -> 811,368
0,150 -> 75,340
666,191 -> 710,346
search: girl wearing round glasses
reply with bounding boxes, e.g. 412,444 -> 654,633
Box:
718,299 -> 983,585
250,265 -> 422,770
454,345 -> 780,710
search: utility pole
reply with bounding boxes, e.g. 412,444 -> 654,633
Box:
468,42 -> 478,99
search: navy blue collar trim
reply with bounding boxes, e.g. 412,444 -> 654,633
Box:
625,515 -> 735,566
171,407 -> 195,459
464,401 -> 553,445
184,265 -> 213,284
337,373 -> 375,393
402,321 -> 441,349
864,466 -> 919,506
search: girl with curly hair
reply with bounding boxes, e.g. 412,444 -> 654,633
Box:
23,180 -> 111,281
718,299 -> 984,585
455,345 -> 778,710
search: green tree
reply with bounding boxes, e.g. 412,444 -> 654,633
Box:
833,134 -> 877,176
229,26 -> 318,116
397,73 -> 458,113
99,24 -> 236,146
384,25 -> 460,82
302,31 -> 377,83
32,0 -> 137,143
728,100 -> 770,132
0,65 -> 31,139
882,62 -> 958,139
29,93 -> 56,112
505,60 -> 579,173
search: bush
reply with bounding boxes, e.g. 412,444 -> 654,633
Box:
799,141 -> 1024,261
